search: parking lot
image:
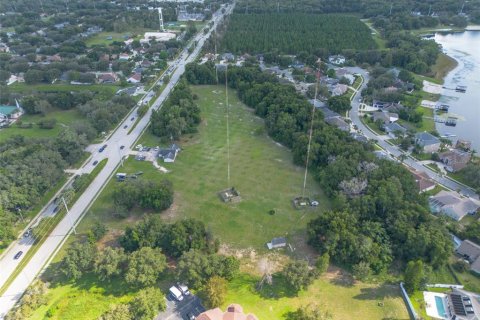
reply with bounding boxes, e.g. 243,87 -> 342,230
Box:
155,294 -> 205,320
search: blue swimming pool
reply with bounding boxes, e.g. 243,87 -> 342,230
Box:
435,296 -> 447,318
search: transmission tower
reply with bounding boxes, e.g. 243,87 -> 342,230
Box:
158,8 -> 165,32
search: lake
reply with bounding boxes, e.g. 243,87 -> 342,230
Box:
434,30 -> 480,152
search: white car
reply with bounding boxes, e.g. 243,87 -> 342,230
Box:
177,283 -> 190,296
169,286 -> 183,301
310,200 -> 319,207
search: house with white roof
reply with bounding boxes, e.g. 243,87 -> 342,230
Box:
429,190 -> 480,221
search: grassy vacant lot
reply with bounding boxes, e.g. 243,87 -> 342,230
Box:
8,83 -> 119,98
430,53 -> 458,83
81,85 -> 329,249
85,32 -> 132,46
0,109 -> 81,142
223,272 -> 409,319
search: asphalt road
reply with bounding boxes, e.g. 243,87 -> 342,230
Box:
347,67 -> 478,199
0,4 -> 234,318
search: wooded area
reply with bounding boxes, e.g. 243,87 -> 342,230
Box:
221,14 -> 377,55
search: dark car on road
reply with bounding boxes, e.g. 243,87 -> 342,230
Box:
92,160 -> 98,166
120,145 -> 125,149
14,251 -> 23,260
124,125 -> 128,129
131,117 -> 135,121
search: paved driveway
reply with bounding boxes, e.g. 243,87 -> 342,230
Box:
155,295 -> 205,320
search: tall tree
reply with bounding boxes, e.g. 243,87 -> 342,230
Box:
125,247 -> 167,287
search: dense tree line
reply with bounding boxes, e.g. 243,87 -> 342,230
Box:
186,63 -> 452,275
233,0 -> 480,23
0,132 -> 91,247
112,179 -> 173,212
150,80 -> 201,140
221,14 -> 376,56
120,215 -> 219,258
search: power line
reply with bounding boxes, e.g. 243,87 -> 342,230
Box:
225,65 -> 230,187
301,68 -> 320,197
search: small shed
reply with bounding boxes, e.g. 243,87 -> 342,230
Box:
266,237 -> 287,250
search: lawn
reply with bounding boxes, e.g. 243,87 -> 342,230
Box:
430,53 -> 458,83
85,32 -> 138,47
81,85 -> 330,250
223,273 -> 409,319
8,83 -> 119,99
0,109 -> 82,142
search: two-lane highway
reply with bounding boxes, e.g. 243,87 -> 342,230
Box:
0,4 -> 234,318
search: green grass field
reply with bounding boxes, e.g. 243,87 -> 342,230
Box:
85,32 -> 136,47
80,85 -> 330,250
223,273 -> 409,319
0,109 -> 81,142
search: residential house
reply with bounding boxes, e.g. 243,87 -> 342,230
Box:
456,240 -> 480,274
98,73 -> 118,84
384,122 -> 407,138
332,83 -> 348,96
439,149 -> 472,172
415,131 -> 441,153
328,55 -> 346,65
372,111 -> 399,125
140,59 -> 152,68
351,133 -> 369,143
197,304 -> 258,320
0,105 -> 23,120
127,73 -> 141,84
119,53 -> 130,61
266,237 -> 287,250
409,169 -> 435,193
157,144 -> 181,163
429,190 -> 480,221
325,116 -> 350,131
222,53 -> 235,61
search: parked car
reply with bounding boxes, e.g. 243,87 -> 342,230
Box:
14,251 -> 23,260
169,286 -> 184,301
92,160 -> 98,166
187,312 -> 195,320
177,283 -> 190,296
131,117 -> 135,121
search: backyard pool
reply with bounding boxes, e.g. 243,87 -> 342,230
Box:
435,296 -> 447,318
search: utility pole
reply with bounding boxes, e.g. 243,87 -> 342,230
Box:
158,8 -> 165,32
62,197 -> 76,235
389,2 -> 393,15
428,4 -> 432,16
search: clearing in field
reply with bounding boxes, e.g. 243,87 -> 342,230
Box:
223,272 -> 409,319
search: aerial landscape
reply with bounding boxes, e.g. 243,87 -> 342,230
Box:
0,0 -> 480,319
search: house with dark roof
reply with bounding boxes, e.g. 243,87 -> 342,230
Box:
325,116 -> 350,131
439,149 -> 472,172
415,131 -> 441,153
266,237 -> 287,250
456,240 -> 480,274
97,73 -> 118,84
372,111 -> 399,125
157,144 -> 181,163
384,122 -> 407,138
429,190 -> 480,221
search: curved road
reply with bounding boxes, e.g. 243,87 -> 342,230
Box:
347,67 -> 478,200
0,4 -> 234,318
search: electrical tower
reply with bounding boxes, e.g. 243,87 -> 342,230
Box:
158,8 -> 165,32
